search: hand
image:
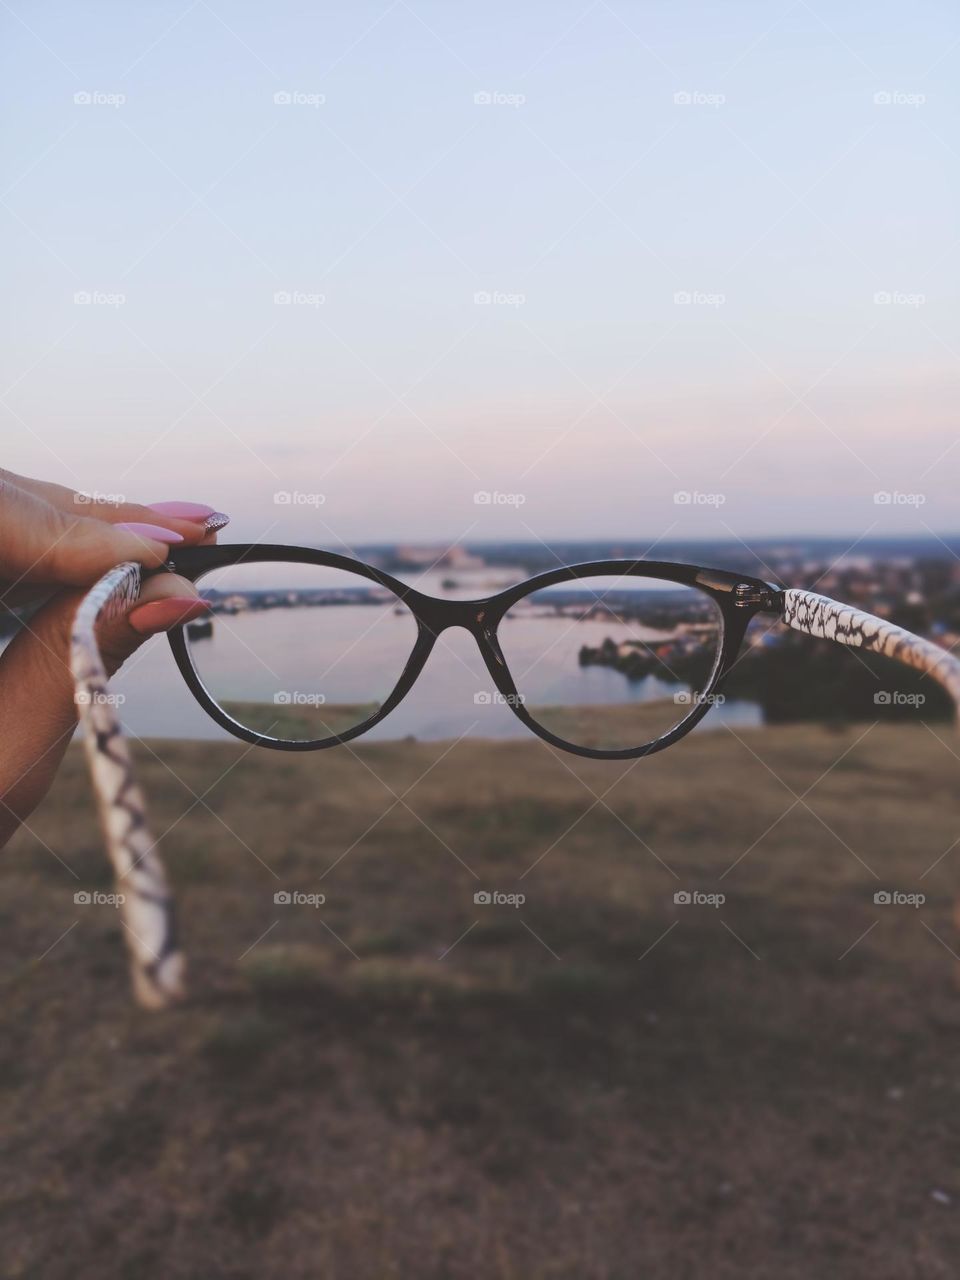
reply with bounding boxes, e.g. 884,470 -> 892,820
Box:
0,469 -> 227,847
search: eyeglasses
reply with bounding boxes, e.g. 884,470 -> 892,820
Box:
72,545 -> 960,1007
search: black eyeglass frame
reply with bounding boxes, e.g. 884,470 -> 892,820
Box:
160,545 -> 783,761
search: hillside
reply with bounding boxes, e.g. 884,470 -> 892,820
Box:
2,725 -> 960,1278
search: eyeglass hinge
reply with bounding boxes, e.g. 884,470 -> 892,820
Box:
734,583 -> 780,611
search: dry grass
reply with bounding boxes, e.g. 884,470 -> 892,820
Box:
2,724 -> 960,1278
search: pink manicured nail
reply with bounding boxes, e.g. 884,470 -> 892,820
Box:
147,501 -> 217,521
117,522 -> 184,544
128,597 -> 211,635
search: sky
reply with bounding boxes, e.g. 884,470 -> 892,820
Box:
1,0 -> 958,547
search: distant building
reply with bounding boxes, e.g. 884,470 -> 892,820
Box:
393,545 -> 485,570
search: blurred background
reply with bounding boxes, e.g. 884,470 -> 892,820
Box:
3,3 -> 960,1277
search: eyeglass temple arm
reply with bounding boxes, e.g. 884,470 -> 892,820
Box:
70,562 -> 185,1009
782,588 -> 960,720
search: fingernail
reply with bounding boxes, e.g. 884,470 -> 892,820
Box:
128,597 -> 210,635
147,501 -> 217,521
203,511 -> 230,533
117,522 -> 184,544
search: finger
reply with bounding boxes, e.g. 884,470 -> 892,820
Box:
1,527 -> 216,606
1,469 -> 228,544
0,574 -> 205,842
0,476 -> 182,590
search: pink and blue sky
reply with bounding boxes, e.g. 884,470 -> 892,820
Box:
2,0 -> 958,542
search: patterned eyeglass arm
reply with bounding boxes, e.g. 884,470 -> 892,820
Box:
70,562 -> 185,1009
782,588 -> 960,719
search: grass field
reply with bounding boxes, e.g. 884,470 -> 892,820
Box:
2,723 -> 960,1278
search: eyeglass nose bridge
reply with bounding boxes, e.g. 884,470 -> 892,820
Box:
408,594 -> 513,677
408,592 -> 498,636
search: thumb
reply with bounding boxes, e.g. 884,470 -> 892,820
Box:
0,575 -> 207,836
1,571 -> 207,720
94,573 -> 210,674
